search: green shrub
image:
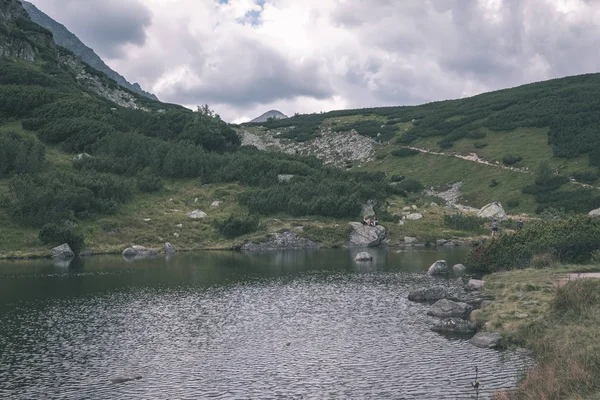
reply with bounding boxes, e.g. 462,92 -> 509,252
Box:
503,154 -> 523,165
214,214 -> 261,238
0,130 -> 46,177
489,179 -> 499,188
572,171 -> 599,184
391,148 -> 419,157
137,171 -> 163,193
390,175 -> 405,183
392,178 -> 424,193
443,213 -> 486,233
38,223 -> 85,254
474,142 -> 488,149
506,199 -> 520,208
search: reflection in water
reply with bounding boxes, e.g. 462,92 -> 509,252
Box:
0,249 -> 530,399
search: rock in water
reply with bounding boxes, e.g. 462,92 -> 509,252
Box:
465,279 -> 485,291
431,318 -> 477,334
52,243 -> 74,260
408,286 -> 448,302
348,222 -> 386,247
478,202 -> 507,220
470,332 -> 503,348
427,299 -> 473,319
164,242 -> 176,254
122,246 -> 158,258
188,210 -> 207,219
406,213 -> 423,221
428,260 -> 449,275
355,252 -> 373,261
452,264 -> 466,276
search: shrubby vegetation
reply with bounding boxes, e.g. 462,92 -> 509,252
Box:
443,213 -> 486,233
214,214 -> 261,238
391,148 -> 419,157
502,154 -> 522,165
38,223 -> 85,254
467,216 -> 600,273
0,130 -> 45,177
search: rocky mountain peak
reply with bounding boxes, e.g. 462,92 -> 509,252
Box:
250,110 -> 288,123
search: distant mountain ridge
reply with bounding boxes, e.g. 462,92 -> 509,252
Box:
250,110 -> 288,123
21,0 -> 158,101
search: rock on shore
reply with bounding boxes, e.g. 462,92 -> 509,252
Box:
470,332 -> 503,348
52,243 -> 74,260
122,246 -> 158,258
428,260 -> 449,275
431,318 -> 477,334
348,222 -> 386,247
427,299 -> 473,319
355,252 -> 373,261
241,231 -> 319,251
408,286 -> 448,302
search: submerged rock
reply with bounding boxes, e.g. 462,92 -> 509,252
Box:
355,252 -> 373,261
431,318 -> 477,334
428,260 -> 449,276
52,243 -> 74,260
408,286 -> 448,302
241,231 -> 319,252
427,299 -> 473,319
348,222 -> 386,247
470,332 -> 503,349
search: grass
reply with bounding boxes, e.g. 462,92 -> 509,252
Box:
470,265 -> 600,400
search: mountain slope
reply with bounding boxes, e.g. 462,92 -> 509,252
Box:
250,110 -> 288,123
21,0 -> 158,101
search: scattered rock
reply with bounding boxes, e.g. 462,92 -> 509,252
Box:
411,205 -> 418,210
408,286 -> 448,302
404,236 -> 418,245
465,279 -> 485,291
122,246 -> 158,258
406,213 -> 423,221
397,220 -> 405,226
403,207 -> 411,211
278,174 -> 295,183
443,241 -> 456,247
452,264 -> 467,276
430,202 -> 439,207
478,202 -> 508,220
348,222 -> 386,247
143,218 -> 152,222
431,318 -> 477,334
173,232 -> 180,238
72,153 -> 91,162
470,332 -> 503,349
164,242 -> 176,254
436,239 -> 448,246
210,201 -> 222,209
355,252 -> 373,261
52,243 -> 74,260
589,208 -> 600,217
428,260 -> 449,276
188,210 -> 207,219
427,299 -> 473,319
241,231 -> 319,251
194,198 -> 199,204
176,224 -> 183,228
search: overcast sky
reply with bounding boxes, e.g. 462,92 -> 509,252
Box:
27,0 -> 600,123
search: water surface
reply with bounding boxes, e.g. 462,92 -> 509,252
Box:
0,248 -> 530,399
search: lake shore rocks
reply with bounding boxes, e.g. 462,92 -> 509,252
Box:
452,264 -> 466,276
470,332 -> 503,348
465,279 -> 485,291
428,260 -> 449,275
355,252 -> 373,261
478,202 -> 507,220
122,246 -> 158,258
348,222 -> 386,247
241,231 -> 319,251
52,243 -> 74,260
427,299 -> 473,319
431,318 -> 477,334
408,286 -> 449,302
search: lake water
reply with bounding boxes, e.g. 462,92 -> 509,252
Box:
0,248 -> 530,399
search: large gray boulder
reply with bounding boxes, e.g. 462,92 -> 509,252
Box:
52,243 -> 74,260
470,332 -> 503,349
427,299 -> 473,319
465,279 -> 485,291
355,252 -> 373,261
478,202 -> 507,220
452,264 -> 467,276
428,260 -> 449,275
408,286 -> 448,302
406,213 -> 423,221
188,210 -> 207,219
431,318 -> 477,334
122,246 -> 158,258
589,208 -> 600,217
348,222 -> 386,247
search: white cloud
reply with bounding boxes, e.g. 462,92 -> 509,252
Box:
27,0 -> 600,122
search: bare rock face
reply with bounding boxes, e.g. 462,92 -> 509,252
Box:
427,299 -> 473,319
478,202 -> 507,220
470,332 -> 503,348
52,243 -> 74,260
348,222 -> 386,247
355,252 -> 373,261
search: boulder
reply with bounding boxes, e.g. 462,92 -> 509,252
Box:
452,264 -> 466,276
408,286 -> 448,302
355,252 -> 373,261
411,205 -> 418,210
122,246 -> 158,258
428,260 -> 449,276
403,207 -> 411,211
431,318 -> 477,334
427,299 -> 473,319
465,279 -> 485,291
188,210 -> 207,219
436,239 -> 448,246
164,242 -> 176,254
589,208 -> 600,217
406,213 -> 423,221
278,174 -> 295,182
175,224 -> 183,228
404,236 -> 418,245
210,201 -> 222,209
52,243 -> 74,260
348,222 -> 386,247
478,202 -> 507,220
72,153 -> 91,162
470,332 -> 503,349
430,202 -> 440,208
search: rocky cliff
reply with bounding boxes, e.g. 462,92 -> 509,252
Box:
250,110 -> 288,123
21,0 -> 158,101
0,0 -> 54,61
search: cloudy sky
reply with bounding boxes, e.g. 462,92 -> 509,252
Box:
27,0 -> 600,122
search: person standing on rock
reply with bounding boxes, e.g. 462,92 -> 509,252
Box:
491,219 -> 499,237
